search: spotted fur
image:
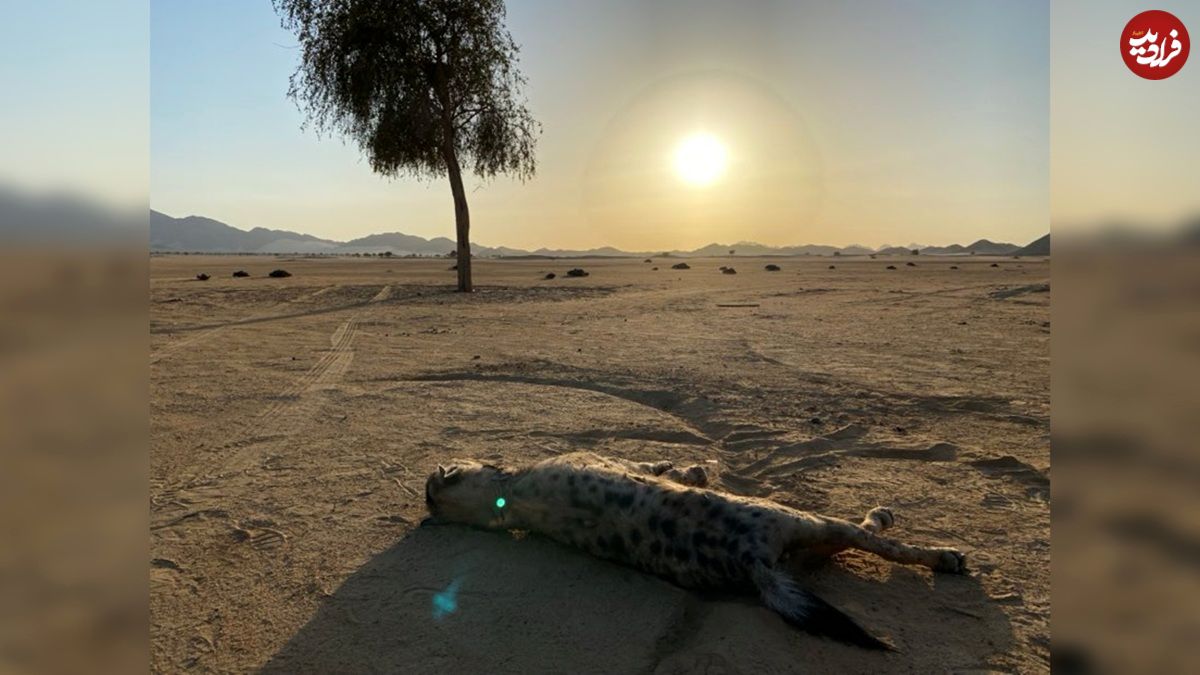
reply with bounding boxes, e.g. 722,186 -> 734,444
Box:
424,452 -> 967,649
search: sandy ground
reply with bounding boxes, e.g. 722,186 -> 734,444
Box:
150,254 -> 1049,674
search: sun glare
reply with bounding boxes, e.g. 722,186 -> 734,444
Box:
673,133 -> 728,187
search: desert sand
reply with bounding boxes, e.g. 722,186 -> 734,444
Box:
150,254 -> 1049,673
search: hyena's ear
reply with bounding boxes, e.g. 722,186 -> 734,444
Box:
438,464 -> 462,483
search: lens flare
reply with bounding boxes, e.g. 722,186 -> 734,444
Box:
432,579 -> 462,620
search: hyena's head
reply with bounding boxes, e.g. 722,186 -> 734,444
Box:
425,460 -> 511,529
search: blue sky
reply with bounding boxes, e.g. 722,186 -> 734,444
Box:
151,0 -> 1050,248
1,1 -> 147,207
1052,0 -> 1200,232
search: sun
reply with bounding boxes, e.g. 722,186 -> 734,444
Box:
673,133 -> 728,187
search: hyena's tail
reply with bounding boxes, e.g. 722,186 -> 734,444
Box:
751,561 -> 893,651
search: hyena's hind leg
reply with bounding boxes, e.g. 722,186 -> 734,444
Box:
843,520 -> 965,573
801,514 -> 966,574
860,506 -> 895,533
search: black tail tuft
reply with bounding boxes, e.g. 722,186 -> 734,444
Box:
794,587 -> 893,650
752,561 -> 893,651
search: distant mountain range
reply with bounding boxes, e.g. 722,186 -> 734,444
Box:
150,209 -> 1047,257
1013,233 -> 1050,256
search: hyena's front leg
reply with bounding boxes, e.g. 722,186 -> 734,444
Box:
622,459 -> 674,476
661,464 -> 709,487
621,458 -> 709,487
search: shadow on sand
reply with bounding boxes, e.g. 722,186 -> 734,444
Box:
261,523 -> 1014,674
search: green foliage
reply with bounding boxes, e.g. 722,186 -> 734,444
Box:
275,0 -> 540,182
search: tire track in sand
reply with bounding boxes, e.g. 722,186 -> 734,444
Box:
150,285 -> 399,536
212,284 -> 394,476
150,284 -> 341,365
156,285 -> 393,517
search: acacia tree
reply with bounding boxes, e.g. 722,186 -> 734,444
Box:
275,0 -> 539,292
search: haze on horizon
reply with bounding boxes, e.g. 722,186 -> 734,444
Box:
151,0 -> 1049,251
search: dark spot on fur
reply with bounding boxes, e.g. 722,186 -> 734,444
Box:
617,492 -> 635,509
610,534 -> 627,557
725,538 -> 739,555
551,474 -> 560,482
604,490 -> 617,505
582,475 -> 592,482
588,484 -> 598,494
567,475 -> 576,487
650,541 -> 662,555
707,503 -> 724,519
735,522 -> 750,535
692,532 -> 708,547
696,551 -> 710,568
673,545 -> 691,563
740,552 -> 753,565
648,515 -> 659,530
629,529 -> 643,545
660,519 -> 677,537
750,511 -> 762,518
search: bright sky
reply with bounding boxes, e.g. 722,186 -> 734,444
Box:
1052,0 -> 1200,233
151,0 -> 1050,249
1,1 -> 147,208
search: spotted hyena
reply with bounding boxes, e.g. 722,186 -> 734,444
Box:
424,451 -> 967,649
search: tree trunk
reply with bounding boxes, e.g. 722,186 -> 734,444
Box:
434,64 -> 471,293
445,152 -> 472,292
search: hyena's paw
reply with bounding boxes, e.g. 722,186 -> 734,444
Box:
681,465 -> 709,487
664,465 -> 709,487
932,548 -> 968,574
864,506 -> 895,532
643,461 -> 674,475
